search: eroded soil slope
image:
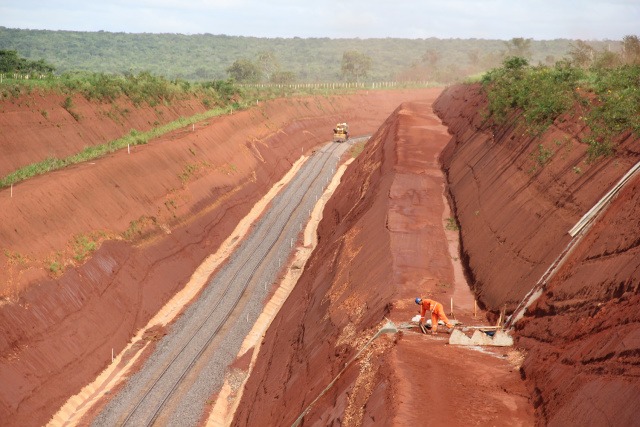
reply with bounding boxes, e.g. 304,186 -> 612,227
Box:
0,88 -> 435,426
232,95 -> 532,426
0,92 -> 209,177
435,84 -> 640,425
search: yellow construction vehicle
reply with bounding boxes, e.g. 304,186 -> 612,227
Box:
333,123 -> 349,142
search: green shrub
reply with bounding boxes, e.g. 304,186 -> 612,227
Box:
73,234 -> 97,261
483,58 -> 581,132
445,217 -> 460,231
49,261 -> 61,273
483,59 -> 639,161
62,96 -> 73,110
534,144 -> 553,166
587,65 -> 640,141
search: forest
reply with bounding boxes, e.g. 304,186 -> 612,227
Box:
0,26 -> 620,83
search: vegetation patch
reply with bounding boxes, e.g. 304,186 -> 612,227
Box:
533,144 -> 554,166
482,53 -> 640,162
4,249 -> 28,266
482,58 -> 581,134
45,251 -> 65,276
180,161 -> 211,183
122,216 -> 157,241
0,105 -> 233,188
348,140 -> 367,158
62,96 -> 81,121
215,163 -> 238,176
445,217 -> 460,231
72,232 -> 105,261
48,260 -> 62,274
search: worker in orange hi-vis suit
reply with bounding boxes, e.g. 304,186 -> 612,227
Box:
415,297 -> 453,333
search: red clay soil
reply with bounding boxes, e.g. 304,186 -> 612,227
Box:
0,88 -> 435,426
435,84 -> 640,425
0,92 -> 209,177
515,173 -> 640,426
435,83 -> 640,313
232,97 -> 533,426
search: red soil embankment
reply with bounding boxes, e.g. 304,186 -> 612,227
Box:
435,83 -> 640,313
435,83 -> 640,425
0,89 -> 434,427
232,94 -> 533,426
0,92 -> 209,177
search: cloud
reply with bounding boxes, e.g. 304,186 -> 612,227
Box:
0,0 -> 638,39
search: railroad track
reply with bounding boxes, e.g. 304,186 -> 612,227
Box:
93,139 -> 356,426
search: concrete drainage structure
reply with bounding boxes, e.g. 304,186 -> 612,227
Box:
449,329 -> 514,347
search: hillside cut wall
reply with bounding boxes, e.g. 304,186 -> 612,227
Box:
435,83 -> 640,425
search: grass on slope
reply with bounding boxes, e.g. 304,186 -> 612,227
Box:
0,105 -> 235,188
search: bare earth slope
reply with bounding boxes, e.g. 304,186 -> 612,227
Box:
0,89 -> 435,426
0,92 -> 209,177
232,94 -> 532,426
435,84 -> 640,426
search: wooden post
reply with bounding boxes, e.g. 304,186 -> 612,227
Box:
496,305 -> 506,327
11,183 -> 13,198
474,300 -> 477,318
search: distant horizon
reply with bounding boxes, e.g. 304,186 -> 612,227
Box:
1,1 -> 638,41
0,25 -> 628,43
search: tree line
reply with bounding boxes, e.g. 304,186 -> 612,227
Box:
0,49 -> 55,74
1,27 -> 638,84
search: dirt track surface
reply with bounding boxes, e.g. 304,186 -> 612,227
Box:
231,98 -> 533,426
0,89 -> 436,426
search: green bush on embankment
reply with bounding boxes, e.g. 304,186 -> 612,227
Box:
0,72 -> 341,189
1,70 -> 242,105
1,66 -> 418,189
481,57 -> 640,161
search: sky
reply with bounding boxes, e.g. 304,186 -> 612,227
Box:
1,0 -> 638,40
